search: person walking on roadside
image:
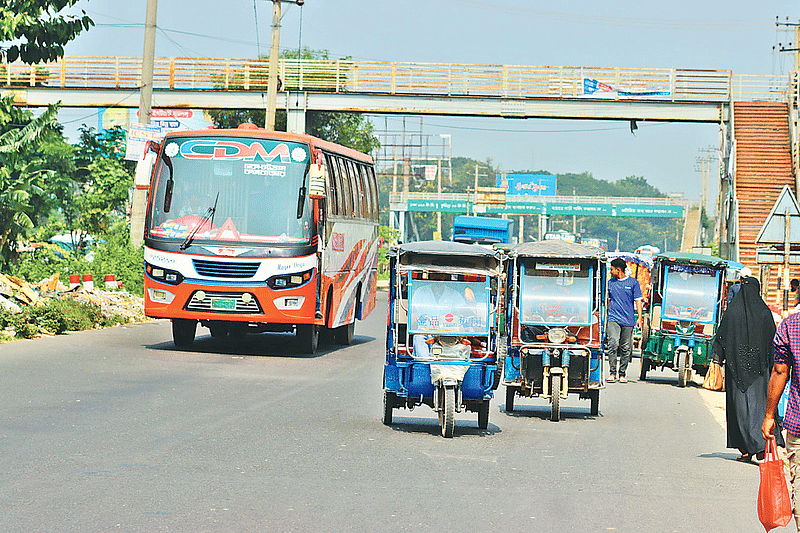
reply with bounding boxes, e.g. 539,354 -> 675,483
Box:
763,311 -> 799,526
726,266 -> 752,305
606,257 -> 643,383
715,276 -> 783,462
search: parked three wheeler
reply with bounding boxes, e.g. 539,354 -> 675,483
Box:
502,241 -> 606,421
640,253 -> 727,387
382,241 -> 506,437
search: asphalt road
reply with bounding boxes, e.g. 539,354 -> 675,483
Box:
0,295 -> 791,532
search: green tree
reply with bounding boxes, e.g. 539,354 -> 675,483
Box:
0,96 -> 65,270
207,48 -> 379,154
0,1 -> 93,63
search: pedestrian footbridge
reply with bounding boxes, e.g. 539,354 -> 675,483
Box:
0,56 -> 793,127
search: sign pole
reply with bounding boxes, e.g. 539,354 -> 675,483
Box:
785,207 -> 791,316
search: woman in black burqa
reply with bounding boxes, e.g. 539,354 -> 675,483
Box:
713,276 -> 784,462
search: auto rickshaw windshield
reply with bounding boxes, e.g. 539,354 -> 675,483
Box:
661,265 -> 720,324
408,278 -> 489,335
519,261 -> 593,326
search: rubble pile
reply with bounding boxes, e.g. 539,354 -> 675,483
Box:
0,272 -> 147,323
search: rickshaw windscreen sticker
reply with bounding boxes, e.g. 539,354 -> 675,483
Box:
408,280 -> 488,335
535,262 -> 581,271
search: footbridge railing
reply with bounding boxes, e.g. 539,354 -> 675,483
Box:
0,56 -> 792,104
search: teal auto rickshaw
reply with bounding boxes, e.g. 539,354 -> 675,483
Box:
640,252 -> 727,387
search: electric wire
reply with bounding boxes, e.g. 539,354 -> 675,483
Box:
431,0 -> 774,30
367,114 -> 670,134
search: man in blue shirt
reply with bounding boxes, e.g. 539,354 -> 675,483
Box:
606,258 -> 643,383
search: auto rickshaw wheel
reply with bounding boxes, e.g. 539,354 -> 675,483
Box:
505,386 -> 515,412
589,389 -> 599,416
677,349 -> 688,388
383,391 -> 394,426
172,319 -> 197,348
439,386 -> 456,438
477,400 -> 489,429
493,339 -> 506,390
639,357 -> 650,381
550,375 -> 562,422
297,324 -> 319,355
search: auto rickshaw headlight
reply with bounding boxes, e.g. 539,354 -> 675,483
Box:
547,328 -> 568,344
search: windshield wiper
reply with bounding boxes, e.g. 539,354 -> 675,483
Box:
296,161 -> 310,219
180,192 -> 219,250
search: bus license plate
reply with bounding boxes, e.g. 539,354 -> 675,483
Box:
211,298 -> 236,310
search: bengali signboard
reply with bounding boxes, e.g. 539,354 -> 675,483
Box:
496,173 -> 557,197
409,198 -> 684,218
407,199 -> 470,213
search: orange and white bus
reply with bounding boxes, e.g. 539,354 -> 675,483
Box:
142,124 -> 379,353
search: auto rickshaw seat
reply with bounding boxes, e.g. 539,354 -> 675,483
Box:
576,314 -> 601,345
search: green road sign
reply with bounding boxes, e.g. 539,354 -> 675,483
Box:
407,199 -> 470,212
410,199 -> 684,218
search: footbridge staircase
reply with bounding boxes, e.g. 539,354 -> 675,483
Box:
721,91 -> 800,307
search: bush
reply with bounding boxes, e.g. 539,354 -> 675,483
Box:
0,297 -> 113,339
10,221 -> 144,297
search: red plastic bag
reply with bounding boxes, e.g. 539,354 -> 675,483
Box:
758,436 -> 793,531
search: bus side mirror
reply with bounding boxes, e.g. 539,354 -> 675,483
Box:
308,164 -> 326,199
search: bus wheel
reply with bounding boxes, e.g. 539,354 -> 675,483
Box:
172,319 -> 197,348
297,324 -> 319,354
209,324 -> 229,338
334,321 -> 355,345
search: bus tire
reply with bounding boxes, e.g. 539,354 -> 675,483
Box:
334,321 -> 355,345
297,324 -> 319,354
172,319 -> 196,348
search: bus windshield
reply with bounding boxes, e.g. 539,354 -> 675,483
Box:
147,136 -> 312,245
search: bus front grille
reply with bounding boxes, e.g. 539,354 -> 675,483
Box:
184,291 -> 262,314
192,259 -> 260,279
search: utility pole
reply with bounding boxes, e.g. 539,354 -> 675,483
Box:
131,0 -> 158,247
695,146 -> 716,216
265,0 -> 304,130
776,17 -> 800,72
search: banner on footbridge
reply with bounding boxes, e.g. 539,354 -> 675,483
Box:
405,198 -> 684,218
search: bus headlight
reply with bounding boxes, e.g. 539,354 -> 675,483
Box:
146,262 -> 184,285
267,268 -> 314,290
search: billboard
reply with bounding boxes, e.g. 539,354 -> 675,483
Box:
100,108 -> 217,135
496,173 -> 557,197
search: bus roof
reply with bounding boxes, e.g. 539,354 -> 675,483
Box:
162,126 -> 374,164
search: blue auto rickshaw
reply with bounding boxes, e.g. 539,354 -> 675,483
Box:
382,241 -> 506,438
502,240 -> 607,420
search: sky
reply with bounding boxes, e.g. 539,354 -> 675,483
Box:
55,0 -> 800,207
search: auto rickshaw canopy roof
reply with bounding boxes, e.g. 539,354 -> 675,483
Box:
513,240 -> 606,260
654,251 -> 728,268
389,240 -> 504,276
